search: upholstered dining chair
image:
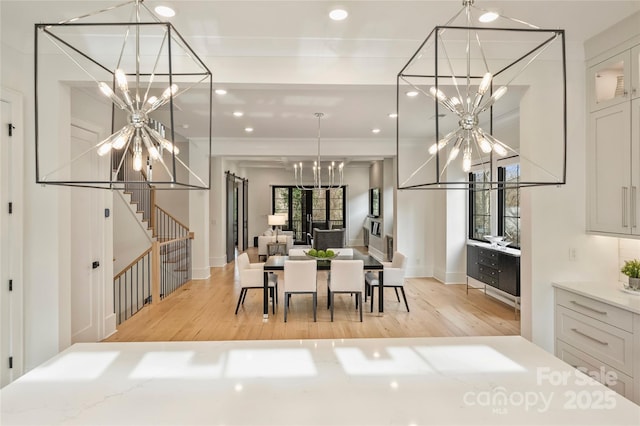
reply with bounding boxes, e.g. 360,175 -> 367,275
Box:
365,251 -> 409,312
328,259 -> 365,322
234,253 -> 278,314
283,259 -> 318,322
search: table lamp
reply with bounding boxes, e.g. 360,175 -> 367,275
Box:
268,214 -> 286,240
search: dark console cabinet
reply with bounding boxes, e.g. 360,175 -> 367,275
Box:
466,244 -> 520,298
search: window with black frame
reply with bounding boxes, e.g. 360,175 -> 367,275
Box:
498,163 -> 521,249
468,165 -> 521,248
469,170 -> 491,241
272,186 -> 346,243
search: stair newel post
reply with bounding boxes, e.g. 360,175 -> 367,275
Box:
150,187 -> 157,238
151,240 -> 161,304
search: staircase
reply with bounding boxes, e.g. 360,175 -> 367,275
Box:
113,163 -> 192,325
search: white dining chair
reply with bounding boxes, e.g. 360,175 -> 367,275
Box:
235,253 -> 278,314
365,251 -> 409,312
328,259 -> 365,322
283,259 -> 318,322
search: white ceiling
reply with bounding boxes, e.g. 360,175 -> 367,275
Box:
2,0 -> 639,166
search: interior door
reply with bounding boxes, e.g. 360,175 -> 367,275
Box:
242,179 -> 249,251
70,124 -> 103,343
0,99 -> 12,385
225,173 -> 235,263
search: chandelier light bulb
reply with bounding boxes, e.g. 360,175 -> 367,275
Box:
161,84 -> 179,100
115,68 -> 128,91
112,134 -> 127,150
98,82 -> 128,110
479,11 -> 499,23
428,140 -> 448,155
478,137 -> 492,153
97,142 -> 112,156
132,152 -> 143,171
99,81 -> 114,97
141,130 -> 160,160
493,142 -> 508,157
478,72 -> 492,95
448,146 -> 460,162
462,149 -> 472,172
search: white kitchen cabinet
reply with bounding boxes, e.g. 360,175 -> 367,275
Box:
586,37 -> 640,236
553,282 -> 640,404
588,50 -> 631,112
587,102 -> 634,234
632,45 -> 640,100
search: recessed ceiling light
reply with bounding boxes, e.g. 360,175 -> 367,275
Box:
406,91 -> 419,97
372,128 -> 381,134
154,5 -> 176,18
388,113 -> 398,118
479,11 -> 499,23
244,127 -> 254,133
181,124 -> 189,129
329,8 -> 348,21
233,111 -> 244,117
214,89 -> 227,95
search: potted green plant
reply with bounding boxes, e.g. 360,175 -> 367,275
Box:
621,259 -> 640,290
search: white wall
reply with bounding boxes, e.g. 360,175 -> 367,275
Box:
519,58 -> 619,352
112,192 -> 152,275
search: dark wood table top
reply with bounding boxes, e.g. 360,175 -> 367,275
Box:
263,249 -> 383,271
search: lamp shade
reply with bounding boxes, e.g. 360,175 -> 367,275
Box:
268,215 -> 286,226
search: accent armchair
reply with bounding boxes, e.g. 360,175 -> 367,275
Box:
365,251 -> 409,312
235,253 -> 278,314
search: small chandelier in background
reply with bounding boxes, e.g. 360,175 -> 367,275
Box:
293,113 -> 344,190
35,0 -> 212,189
396,0 -> 566,189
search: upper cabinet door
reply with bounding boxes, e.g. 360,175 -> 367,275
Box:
588,51 -> 631,112
632,45 -> 640,100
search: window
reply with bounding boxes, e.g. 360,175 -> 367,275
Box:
498,163 -> 521,248
272,186 -> 346,243
468,163 -> 521,249
469,170 -> 491,241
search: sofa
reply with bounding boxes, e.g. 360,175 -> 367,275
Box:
312,228 -> 345,251
257,232 -> 294,260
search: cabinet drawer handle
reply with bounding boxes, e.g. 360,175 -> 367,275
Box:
571,328 -> 609,346
633,186 -> 637,228
623,186 -> 628,227
569,300 -> 607,315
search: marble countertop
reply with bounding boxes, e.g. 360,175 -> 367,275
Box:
553,281 -> 640,315
1,336 -> 638,425
467,240 -> 522,257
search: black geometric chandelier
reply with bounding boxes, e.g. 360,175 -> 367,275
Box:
35,0 -> 212,189
397,0 -> 566,190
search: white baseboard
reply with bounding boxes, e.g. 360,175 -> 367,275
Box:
367,246 -> 385,262
434,267 -> 467,284
192,267 -> 211,280
209,255 -> 228,268
103,313 -> 117,340
405,265 -> 433,278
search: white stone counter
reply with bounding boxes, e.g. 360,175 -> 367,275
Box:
1,336 -> 638,425
553,281 -> 640,315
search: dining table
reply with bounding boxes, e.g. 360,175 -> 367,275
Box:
262,249 -> 384,319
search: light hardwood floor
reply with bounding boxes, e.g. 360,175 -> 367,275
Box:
105,248 -> 520,342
